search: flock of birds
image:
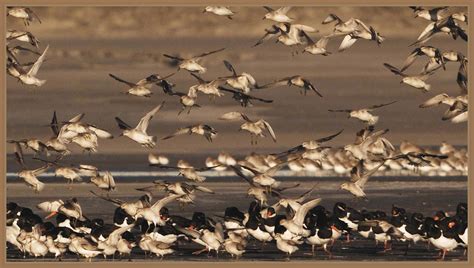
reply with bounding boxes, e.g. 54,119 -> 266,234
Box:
6,6 -> 468,261
6,199 -> 468,261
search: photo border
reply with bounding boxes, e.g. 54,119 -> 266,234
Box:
1,0 -> 472,267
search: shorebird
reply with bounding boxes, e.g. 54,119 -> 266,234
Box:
170,87 -> 200,115
263,6 -> 293,23
163,48 -> 225,74
162,124 -> 218,142
203,6 -> 235,19
400,46 -> 445,72
115,102 -> 164,148
412,14 -> 467,46
301,33 -> 332,56
260,75 -> 322,96
410,6 -> 448,21
219,60 -> 260,93
90,171 -> 116,192
12,142 -> 50,192
233,162 -> 287,189
189,73 -> 224,98
90,191 -> 151,217
133,194 -> 182,227
55,112 -> 113,152
148,153 -> 169,166
137,180 -> 214,206
150,161 -> 217,182
108,73 -> 174,97
274,130 -> 343,159
337,25 -> 385,52
253,22 -> 316,47
12,45 -> 49,86
322,14 -> 373,35
7,7 -> 42,25
279,198 -> 322,237
340,160 -> 386,198
328,101 -> 397,125
6,30 -> 40,48
219,112 -> 277,144
383,63 -> 432,92
344,127 -> 391,160
419,93 -> 468,123
7,138 -> 48,156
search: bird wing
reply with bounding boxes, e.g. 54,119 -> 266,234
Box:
107,223 -> 135,245
328,109 -> 352,113
223,60 -> 237,76
104,171 -> 116,189
354,19 -> 371,33
27,8 -> 42,23
13,141 -> 26,168
355,161 -> 385,188
316,35 -> 330,48
161,127 -> 192,140
193,47 -> 225,59
277,6 -> 292,15
322,13 -> 342,24
259,77 -> 292,89
108,73 -> 136,87
151,194 -> 181,213
89,190 -> 123,206
368,101 -> 397,110
88,126 -> 114,139
229,166 -> 256,186
264,161 -> 287,176
263,6 -> 274,12
33,164 -> 50,175
136,102 -> 164,133
303,79 -> 323,97
383,63 -> 406,77
162,54 -> 184,61
419,94 -> 449,108
262,120 -> 277,142
219,111 -> 247,121
50,111 -> 60,137
190,72 -> 206,84
316,129 -> 344,143
338,34 -> 358,52
400,49 -> 420,72
114,117 -> 132,130
194,185 -> 215,194
27,45 -> 48,76
293,198 -> 322,226
67,113 -> 85,123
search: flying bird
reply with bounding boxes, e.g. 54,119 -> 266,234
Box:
163,48 -> 225,74
328,101 -> 397,125
115,102 -> 164,148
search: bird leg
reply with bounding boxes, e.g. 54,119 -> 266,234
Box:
192,247 -> 208,255
324,244 -> 333,259
437,249 -> 447,261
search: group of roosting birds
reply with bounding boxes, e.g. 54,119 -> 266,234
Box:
6,199 -> 468,261
6,5 -> 468,261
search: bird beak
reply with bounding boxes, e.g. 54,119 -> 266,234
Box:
262,17 -> 266,20
202,9 -> 206,13
45,211 -> 58,219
